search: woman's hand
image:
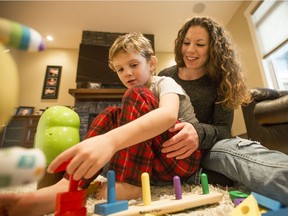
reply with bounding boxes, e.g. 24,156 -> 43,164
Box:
47,134 -> 116,181
161,122 -> 199,159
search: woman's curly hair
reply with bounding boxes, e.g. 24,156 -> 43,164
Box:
175,16 -> 251,109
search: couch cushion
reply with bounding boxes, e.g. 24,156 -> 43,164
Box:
251,88 -> 282,102
254,95 -> 288,125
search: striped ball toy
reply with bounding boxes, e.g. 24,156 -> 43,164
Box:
0,17 -> 45,52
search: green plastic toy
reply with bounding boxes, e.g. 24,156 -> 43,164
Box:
201,173 -> 209,194
34,106 -> 80,164
229,190 -> 249,202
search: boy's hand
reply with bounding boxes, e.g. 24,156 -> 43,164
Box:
47,135 -> 115,180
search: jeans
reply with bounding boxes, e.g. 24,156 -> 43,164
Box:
201,137 -> 288,206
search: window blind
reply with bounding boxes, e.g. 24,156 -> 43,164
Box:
252,0 -> 288,56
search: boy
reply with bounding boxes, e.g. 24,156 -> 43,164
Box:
49,32 -> 200,200
0,33 -> 202,216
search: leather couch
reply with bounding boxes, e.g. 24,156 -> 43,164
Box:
242,88 -> 288,154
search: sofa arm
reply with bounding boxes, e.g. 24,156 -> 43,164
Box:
254,94 -> 288,125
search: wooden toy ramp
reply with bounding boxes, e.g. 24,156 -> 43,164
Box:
93,192 -> 223,216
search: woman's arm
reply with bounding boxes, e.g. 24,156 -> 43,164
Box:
161,103 -> 233,159
158,66 -> 233,158
193,103 -> 233,149
48,93 -> 180,180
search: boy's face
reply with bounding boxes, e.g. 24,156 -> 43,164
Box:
111,51 -> 155,89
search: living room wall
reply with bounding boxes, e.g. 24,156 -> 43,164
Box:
227,1 -> 265,136
12,49 -> 175,111
11,1 -> 262,136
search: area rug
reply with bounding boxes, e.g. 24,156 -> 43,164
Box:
0,180 -> 246,216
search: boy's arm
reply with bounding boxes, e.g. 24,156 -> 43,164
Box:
110,93 -> 179,151
48,93 -> 180,180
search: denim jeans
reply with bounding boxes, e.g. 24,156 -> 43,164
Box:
201,137 -> 288,206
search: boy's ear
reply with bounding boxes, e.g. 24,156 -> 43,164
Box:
150,56 -> 157,72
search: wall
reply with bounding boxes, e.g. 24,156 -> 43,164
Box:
12,49 -> 78,111
226,1 -> 264,136
12,49 -> 175,112
11,1 -> 263,136
155,52 -> 175,73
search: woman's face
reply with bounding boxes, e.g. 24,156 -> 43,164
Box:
181,26 -> 209,72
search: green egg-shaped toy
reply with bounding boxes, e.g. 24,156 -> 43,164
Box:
34,106 -> 80,164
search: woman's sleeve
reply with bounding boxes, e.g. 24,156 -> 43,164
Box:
192,104 -> 234,150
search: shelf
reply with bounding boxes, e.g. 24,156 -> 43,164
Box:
0,115 -> 40,148
68,88 -> 127,100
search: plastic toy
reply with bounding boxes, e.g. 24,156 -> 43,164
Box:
230,194 -> 261,216
0,17 -> 45,129
233,198 -> 245,207
94,170 -> 129,215
93,172 -> 222,216
0,17 -> 46,188
200,173 -> 209,194
34,106 -> 80,164
0,17 -> 45,52
262,207 -> 288,216
229,190 -> 249,202
251,192 -> 283,211
54,159 -> 87,216
34,106 -> 80,165
173,175 -> 182,200
33,106 -> 81,189
0,42 -> 18,128
142,172 -> 152,205
0,147 -> 46,188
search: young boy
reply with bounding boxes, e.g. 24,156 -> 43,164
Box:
0,33 -> 201,216
48,32 -> 201,200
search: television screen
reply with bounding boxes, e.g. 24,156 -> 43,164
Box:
76,43 -> 125,88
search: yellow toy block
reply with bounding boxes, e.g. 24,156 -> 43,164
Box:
230,194 -> 261,216
259,206 -> 268,214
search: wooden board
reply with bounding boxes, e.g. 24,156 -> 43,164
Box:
93,192 -> 223,216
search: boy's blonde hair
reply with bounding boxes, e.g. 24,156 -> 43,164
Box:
108,32 -> 154,71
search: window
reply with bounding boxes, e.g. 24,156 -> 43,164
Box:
246,0 -> 288,90
264,41 -> 288,90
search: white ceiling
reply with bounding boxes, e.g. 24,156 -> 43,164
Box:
0,1 -> 243,52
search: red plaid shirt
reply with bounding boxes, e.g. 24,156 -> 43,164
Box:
85,85 -> 201,186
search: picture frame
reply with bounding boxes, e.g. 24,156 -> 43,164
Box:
16,106 -> 34,116
41,65 -> 62,99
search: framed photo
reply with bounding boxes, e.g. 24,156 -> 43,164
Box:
16,106 -> 34,116
41,65 -> 62,99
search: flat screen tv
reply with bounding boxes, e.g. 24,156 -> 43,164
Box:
76,43 -> 125,88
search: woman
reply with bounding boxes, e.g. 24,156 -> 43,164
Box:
158,16 -> 288,206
